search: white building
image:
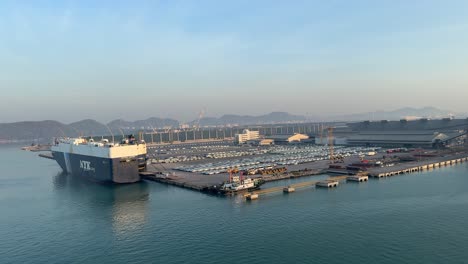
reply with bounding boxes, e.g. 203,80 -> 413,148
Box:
267,133 -> 309,144
235,129 -> 260,144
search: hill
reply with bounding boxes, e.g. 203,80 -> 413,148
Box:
0,117 -> 179,143
1,108 -> 464,142
68,119 -> 110,136
107,117 -> 179,132
331,107 -> 461,121
194,112 -> 307,126
0,120 -> 77,142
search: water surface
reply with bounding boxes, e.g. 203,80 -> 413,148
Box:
1,145 -> 467,264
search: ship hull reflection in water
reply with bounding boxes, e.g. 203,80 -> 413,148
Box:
53,172 -> 150,236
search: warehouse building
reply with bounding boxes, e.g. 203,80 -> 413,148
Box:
266,133 -> 309,144
347,118 -> 468,133
347,131 -> 463,148
329,118 -> 468,148
314,136 -> 348,145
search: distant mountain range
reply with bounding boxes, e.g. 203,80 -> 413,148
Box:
329,107 -> 465,121
107,118 -> 179,132
193,112 -> 308,126
0,108 -> 465,142
0,117 -> 179,142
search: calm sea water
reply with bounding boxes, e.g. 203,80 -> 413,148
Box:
1,145 -> 468,264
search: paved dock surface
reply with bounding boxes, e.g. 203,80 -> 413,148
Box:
143,151 -> 468,196
252,176 -> 347,196
367,153 -> 468,177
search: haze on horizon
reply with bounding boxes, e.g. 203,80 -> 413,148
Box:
1,0 -> 468,123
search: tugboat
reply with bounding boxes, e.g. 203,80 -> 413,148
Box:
218,168 -> 265,195
205,167 -> 265,195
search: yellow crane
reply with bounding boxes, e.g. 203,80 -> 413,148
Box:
227,167 -> 239,182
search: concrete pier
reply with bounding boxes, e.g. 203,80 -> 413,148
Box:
316,180 -> 339,188
140,173 -> 205,191
368,155 -> 468,178
245,154 -> 468,200
347,175 -> 368,182
139,152 -> 468,201
245,193 -> 259,200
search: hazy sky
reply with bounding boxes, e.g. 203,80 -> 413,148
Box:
1,0 -> 468,123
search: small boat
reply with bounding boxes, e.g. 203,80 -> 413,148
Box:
218,176 -> 264,195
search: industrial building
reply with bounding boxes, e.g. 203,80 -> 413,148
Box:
315,136 -> 348,145
235,129 -> 260,144
340,118 -> 468,148
266,133 -> 309,144
347,131 -> 461,147
346,118 -> 468,133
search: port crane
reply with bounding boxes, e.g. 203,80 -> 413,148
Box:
328,127 -> 334,163
227,167 -> 240,182
319,124 -> 324,144
326,126 -> 344,164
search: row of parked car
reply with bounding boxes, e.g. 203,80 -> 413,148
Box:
149,143 -> 382,166
206,149 -> 268,159
175,158 -> 268,175
148,155 -> 206,163
173,146 -> 382,175
271,145 -> 381,156
148,143 -> 233,155
147,148 -> 267,163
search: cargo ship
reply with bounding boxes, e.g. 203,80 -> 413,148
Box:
51,135 -> 147,183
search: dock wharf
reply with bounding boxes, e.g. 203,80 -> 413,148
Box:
141,153 -> 468,200
316,180 -> 340,188
245,175 -> 348,199
326,169 -> 355,175
261,169 -> 325,182
140,172 -> 206,192
140,168 -> 327,193
244,154 -> 468,200
346,175 -> 369,182
367,155 -> 468,178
